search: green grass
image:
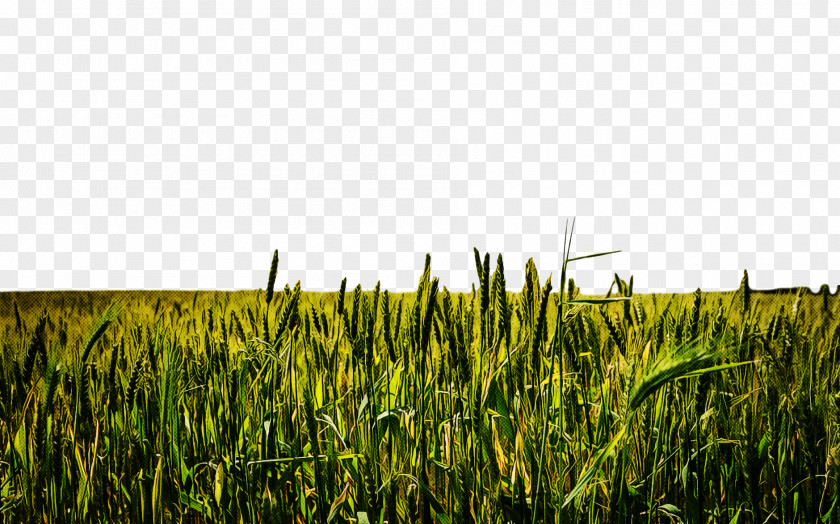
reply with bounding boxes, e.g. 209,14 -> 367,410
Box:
1,244 -> 839,523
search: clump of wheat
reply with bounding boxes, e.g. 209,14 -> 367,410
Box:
0,236 -> 838,523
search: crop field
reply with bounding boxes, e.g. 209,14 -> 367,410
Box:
1,244 -> 839,522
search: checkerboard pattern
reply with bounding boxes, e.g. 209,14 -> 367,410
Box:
1,1 -> 838,294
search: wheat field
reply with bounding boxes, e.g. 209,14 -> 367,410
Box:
1,241 -> 839,522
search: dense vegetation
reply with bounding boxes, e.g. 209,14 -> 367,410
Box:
1,242 -> 839,522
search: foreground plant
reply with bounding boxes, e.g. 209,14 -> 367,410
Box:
0,234 -> 838,523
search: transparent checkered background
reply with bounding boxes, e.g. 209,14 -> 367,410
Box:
1,1 -> 838,294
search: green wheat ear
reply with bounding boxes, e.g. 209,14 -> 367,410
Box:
627,337 -> 722,412
265,249 -> 279,307
80,302 -> 124,366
